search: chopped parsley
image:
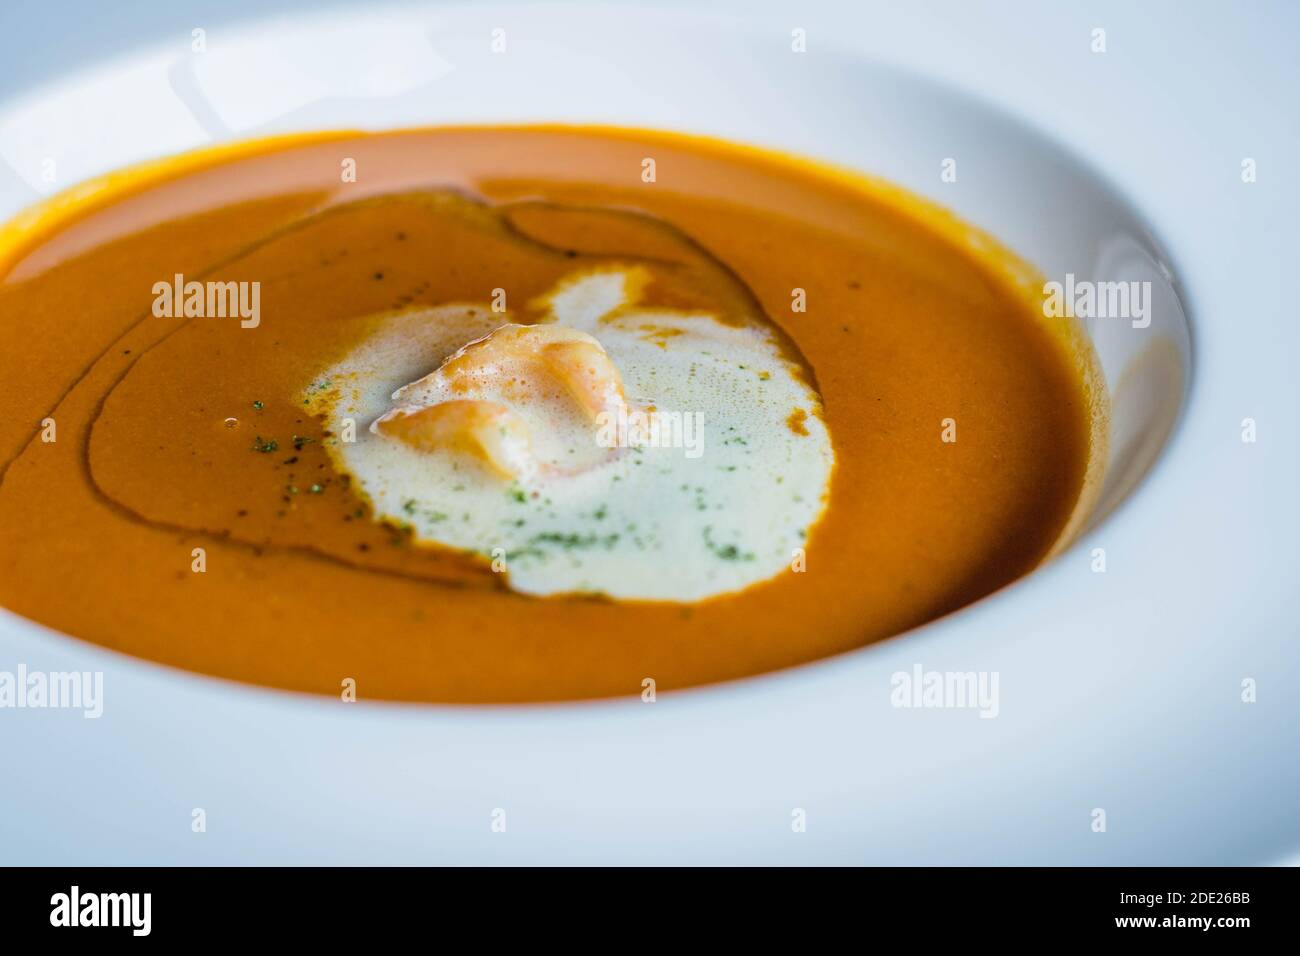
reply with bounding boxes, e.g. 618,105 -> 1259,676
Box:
530,531 -> 620,551
703,526 -> 754,562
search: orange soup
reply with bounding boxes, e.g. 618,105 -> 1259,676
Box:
0,127 -> 1102,702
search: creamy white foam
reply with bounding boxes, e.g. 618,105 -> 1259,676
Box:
306,267 -> 834,601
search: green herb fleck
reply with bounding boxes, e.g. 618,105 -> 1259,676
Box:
703,526 -> 755,562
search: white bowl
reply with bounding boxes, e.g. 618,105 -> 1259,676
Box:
1,1 -> 1295,864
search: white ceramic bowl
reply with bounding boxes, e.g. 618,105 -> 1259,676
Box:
1,0 -> 1295,864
